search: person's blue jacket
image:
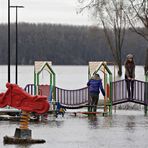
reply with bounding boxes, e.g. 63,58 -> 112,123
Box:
87,79 -> 105,96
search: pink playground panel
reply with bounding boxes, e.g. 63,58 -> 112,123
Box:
38,85 -> 50,97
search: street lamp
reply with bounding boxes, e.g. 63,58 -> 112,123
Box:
10,5 -> 24,84
8,0 -> 10,82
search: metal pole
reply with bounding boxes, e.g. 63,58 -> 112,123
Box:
16,7 -> 18,84
10,6 -> 24,84
8,0 -> 10,82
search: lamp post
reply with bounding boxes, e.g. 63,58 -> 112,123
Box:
8,0 -> 10,82
10,6 -> 24,84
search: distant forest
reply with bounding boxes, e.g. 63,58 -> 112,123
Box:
0,23 -> 147,65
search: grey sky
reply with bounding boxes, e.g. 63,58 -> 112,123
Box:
0,0 -> 94,25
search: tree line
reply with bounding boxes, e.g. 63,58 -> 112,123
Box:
0,23 -> 147,65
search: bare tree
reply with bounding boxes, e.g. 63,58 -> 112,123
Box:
123,0 -> 148,74
124,0 -> 148,42
78,0 -> 127,76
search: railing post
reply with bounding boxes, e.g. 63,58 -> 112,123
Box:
144,72 -> 148,115
109,74 -> 112,115
146,72 -> 148,82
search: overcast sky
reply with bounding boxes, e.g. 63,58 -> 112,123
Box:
0,0 -> 95,26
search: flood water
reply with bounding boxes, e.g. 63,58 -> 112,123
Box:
0,110 -> 148,148
0,65 -> 145,91
0,65 -> 147,148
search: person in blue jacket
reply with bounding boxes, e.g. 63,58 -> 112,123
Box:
87,73 -> 105,112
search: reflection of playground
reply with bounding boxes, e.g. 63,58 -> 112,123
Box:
125,116 -> 136,133
24,61 -> 148,115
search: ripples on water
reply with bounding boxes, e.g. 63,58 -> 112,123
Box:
0,110 -> 148,148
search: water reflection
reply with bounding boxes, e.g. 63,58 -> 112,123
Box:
87,114 -> 114,129
15,145 -> 31,148
103,116 -> 113,128
88,115 -> 98,129
47,118 -> 65,128
1,111 -> 148,148
125,116 -> 136,132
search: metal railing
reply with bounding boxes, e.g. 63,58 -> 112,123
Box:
55,86 -> 89,107
112,79 -> 148,105
24,84 -> 35,95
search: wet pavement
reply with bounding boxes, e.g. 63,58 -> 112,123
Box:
1,110 -> 148,148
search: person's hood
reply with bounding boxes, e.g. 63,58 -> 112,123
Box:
126,54 -> 133,59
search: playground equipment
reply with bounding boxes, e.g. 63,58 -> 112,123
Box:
112,78 -> 148,115
25,61 -> 56,110
144,71 -> 148,115
34,61 -> 56,100
25,61 -> 113,115
55,62 -> 112,115
146,71 -> 148,82
88,61 -> 112,115
112,79 -> 146,105
34,61 -> 56,110
24,61 -> 148,116
55,86 -> 89,108
0,83 -> 49,144
24,61 -> 56,113
55,62 -> 148,116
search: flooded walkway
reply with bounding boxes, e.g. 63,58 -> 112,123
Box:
1,110 -> 148,148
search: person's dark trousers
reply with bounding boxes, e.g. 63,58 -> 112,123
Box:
90,93 -> 99,112
131,80 -> 134,98
125,79 -> 134,99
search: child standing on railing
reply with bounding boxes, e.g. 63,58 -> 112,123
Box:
124,54 -> 135,98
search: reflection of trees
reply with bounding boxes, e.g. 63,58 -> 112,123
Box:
125,116 -> 136,132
